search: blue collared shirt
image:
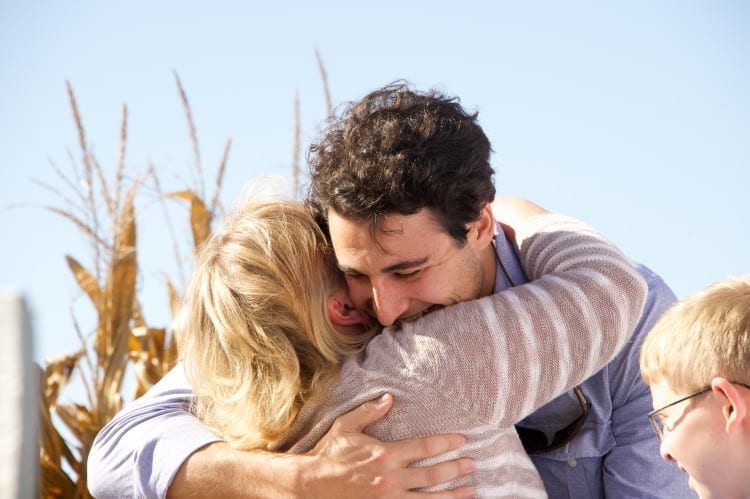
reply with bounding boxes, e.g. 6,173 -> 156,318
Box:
493,228 -> 691,498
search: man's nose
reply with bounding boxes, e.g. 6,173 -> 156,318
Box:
371,285 -> 410,327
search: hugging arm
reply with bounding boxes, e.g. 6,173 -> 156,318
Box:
403,211 -> 650,425
496,199 -> 690,497
87,356 -> 474,498
472,212 -> 648,421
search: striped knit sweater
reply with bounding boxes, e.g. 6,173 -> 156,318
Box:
276,213 -> 648,498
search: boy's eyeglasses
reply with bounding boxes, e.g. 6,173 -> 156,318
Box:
647,386 -> 711,441
516,386 -> 591,454
648,381 -> 750,441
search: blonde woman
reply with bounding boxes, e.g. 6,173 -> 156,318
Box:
177,197 -> 647,498
180,200 -> 376,449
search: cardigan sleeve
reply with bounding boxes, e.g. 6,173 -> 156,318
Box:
390,213 -> 648,427
285,213 -> 647,455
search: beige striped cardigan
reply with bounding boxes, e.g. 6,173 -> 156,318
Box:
277,214 -> 648,498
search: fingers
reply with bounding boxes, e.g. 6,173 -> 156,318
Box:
399,456 -> 476,493
333,393 -> 394,433
391,432 -> 467,464
407,486 -> 475,499
320,395 -> 476,497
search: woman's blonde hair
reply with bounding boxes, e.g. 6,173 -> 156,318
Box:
179,200 -> 372,450
640,275 -> 750,393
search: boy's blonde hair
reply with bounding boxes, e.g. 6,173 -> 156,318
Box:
179,200 -> 373,450
640,275 -> 750,393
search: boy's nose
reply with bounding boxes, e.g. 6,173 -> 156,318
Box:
659,440 -> 676,463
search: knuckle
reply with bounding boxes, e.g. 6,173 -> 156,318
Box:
369,473 -> 392,490
371,445 -> 392,462
330,418 -> 344,433
419,436 -> 437,456
425,463 -> 443,486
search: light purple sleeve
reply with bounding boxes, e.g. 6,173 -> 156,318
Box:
87,362 -> 221,499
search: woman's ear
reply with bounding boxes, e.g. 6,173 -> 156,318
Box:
711,377 -> 748,434
327,289 -> 371,328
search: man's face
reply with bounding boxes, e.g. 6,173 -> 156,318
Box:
327,206 -> 496,327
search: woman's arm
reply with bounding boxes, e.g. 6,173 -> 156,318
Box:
402,211 -> 647,425
283,212 -> 647,494
88,364 -> 474,498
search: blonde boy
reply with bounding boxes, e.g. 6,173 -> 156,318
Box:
640,275 -> 750,499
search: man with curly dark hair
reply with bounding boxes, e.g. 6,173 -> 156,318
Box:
308,83 -> 494,244
303,82 -> 691,498
306,83 -> 497,328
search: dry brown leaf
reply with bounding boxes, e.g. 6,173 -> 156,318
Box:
168,190 -> 212,249
165,333 -> 180,366
38,365 -> 81,498
132,362 -> 159,398
40,455 -> 78,499
132,300 -> 146,329
132,371 -> 150,399
129,326 -> 174,397
148,327 -> 166,357
43,351 -> 84,407
94,196 -> 137,421
165,276 -> 181,318
65,255 -> 102,309
210,137 -> 232,215
95,195 -> 137,362
128,326 -> 148,362
174,71 -> 204,195
96,321 -> 129,422
55,403 -> 99,448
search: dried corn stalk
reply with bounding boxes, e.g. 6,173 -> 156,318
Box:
37,55 -> 328,495
38,78 -> 225,498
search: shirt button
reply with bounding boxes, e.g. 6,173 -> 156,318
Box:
567,459 -> 577,468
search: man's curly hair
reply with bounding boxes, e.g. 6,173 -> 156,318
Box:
306,81 -> 495,244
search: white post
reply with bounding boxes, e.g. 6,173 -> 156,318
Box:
0,289 -> 38,498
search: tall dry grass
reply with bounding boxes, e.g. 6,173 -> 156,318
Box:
37,73 -> 250,498
38,55 -> 330,496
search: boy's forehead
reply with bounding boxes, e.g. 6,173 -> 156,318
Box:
649,381 -> 679,410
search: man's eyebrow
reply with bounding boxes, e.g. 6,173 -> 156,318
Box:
338,257 -> 429,275
382,257 -> 428,273
338,264 -> 361,274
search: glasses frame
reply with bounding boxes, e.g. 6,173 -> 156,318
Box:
648,381 -> 750,441
517,385 -> 591,454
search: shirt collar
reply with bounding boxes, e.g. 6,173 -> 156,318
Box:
493,222 -> 529,293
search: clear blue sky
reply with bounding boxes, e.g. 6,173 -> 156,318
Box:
1,1 -> 748,365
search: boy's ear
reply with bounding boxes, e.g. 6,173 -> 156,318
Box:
711,377 -> 748,434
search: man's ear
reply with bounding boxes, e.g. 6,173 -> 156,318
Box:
711,377 -> 748,434
468,203 -> 497,248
